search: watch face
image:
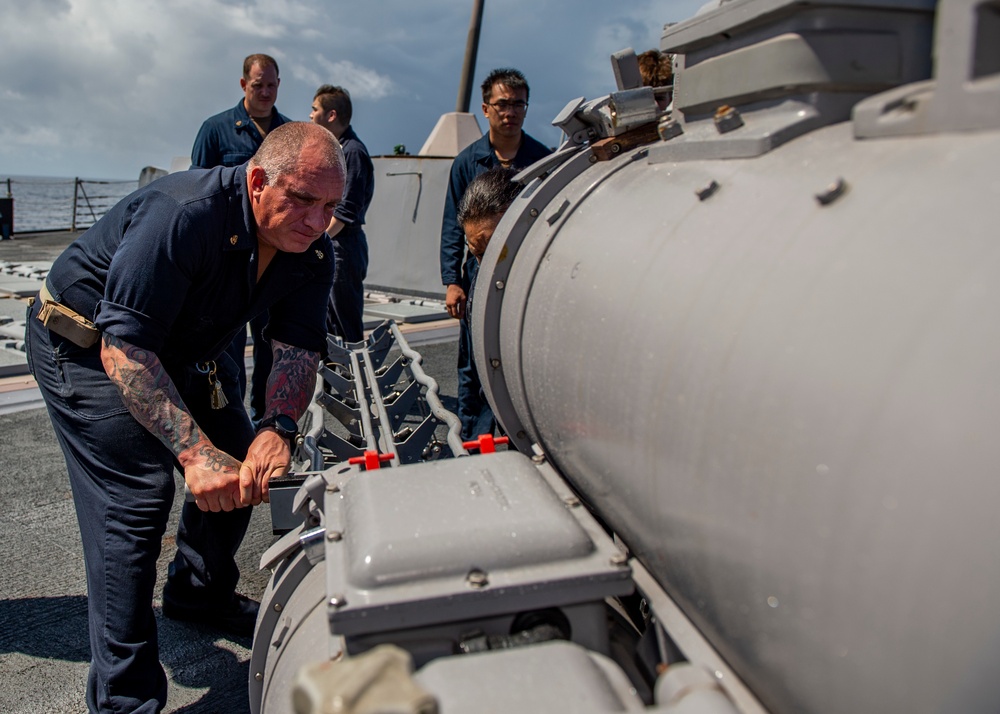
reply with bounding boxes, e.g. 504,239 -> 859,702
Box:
274,414 -> 298,435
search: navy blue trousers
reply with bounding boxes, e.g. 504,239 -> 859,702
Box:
26,300 -> 254,714
458,256 -> 495,440
326,227 -> 369,344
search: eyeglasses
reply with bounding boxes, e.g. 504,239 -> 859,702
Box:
487,101 -> 528,113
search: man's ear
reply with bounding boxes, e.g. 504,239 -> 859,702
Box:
249,166 -> 267,194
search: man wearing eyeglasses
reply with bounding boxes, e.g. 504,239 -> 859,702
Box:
440,68 -> 551,440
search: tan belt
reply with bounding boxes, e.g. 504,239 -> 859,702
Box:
37,281 -> 101,348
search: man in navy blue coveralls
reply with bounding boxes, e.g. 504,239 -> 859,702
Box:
191,53 -> 291,419
440,68 -> 550,439
26,122 -> 344,714
310,84 -> 375,344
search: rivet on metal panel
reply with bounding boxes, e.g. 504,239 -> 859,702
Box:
610,553 -> 629,566
254,672 -> 263,682
273,602 -> 283,612
329,595 -> 347,608
589,155 -> 598,164
529,208 -> 539,217
327,530 -> 342,542
564,496 -> 581,507
516,430 -> 526,439
495,280 -> 505,290
531,454 -> 546,464
326,484 -> 340,494
658,118 -> 684,141
815,178 -> 848,206
714,105 -> 744,134
490,358 -> 501,369
696,180 -> 720,201
467,569 -> 489,588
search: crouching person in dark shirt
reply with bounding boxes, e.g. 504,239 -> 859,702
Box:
25,122 -> 345,714
455,166 -> 523,438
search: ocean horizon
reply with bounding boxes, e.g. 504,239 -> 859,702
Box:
0,174 -> 138,234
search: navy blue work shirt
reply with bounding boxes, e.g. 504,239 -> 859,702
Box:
191,100 -> 291,169
46,164 -> 335,371
334,125 -> 375,233
440,131 -> 551,286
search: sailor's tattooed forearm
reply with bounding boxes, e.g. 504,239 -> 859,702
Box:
101,333 -> 203,456
264,340 -> 321,420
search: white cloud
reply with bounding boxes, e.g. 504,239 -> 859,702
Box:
0,0 -> 707,178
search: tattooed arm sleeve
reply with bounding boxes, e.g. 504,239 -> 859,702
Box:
261,339 -> 321,422
100,332 -> 204,456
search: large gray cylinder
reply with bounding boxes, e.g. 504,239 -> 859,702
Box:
472,101 -> 1000,714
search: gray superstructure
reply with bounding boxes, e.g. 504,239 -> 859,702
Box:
252,1 -> 1000,712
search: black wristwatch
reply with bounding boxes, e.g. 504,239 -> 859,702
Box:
257,414 -> 299,444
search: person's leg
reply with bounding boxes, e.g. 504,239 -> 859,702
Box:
27,305 -> 172,713
456,256 -> 487,439
165,353 -> 256,630
328,229 -> 369,343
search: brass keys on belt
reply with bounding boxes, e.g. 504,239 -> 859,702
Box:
207,361 -> 228,410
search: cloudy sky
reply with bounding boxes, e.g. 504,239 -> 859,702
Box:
0,0 -> 707,180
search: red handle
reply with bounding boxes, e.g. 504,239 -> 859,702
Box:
348,451 -> 396,470
462,434 -> 510,454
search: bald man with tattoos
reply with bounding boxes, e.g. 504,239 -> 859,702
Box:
25,122 -> 344,714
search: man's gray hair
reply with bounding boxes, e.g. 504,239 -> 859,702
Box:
457,167 -> 522,227
248,122 -> 344,185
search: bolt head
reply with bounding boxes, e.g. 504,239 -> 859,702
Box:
466,569 -> 489,588
327,530 -> 343,542
329,595 -> 347,608
495,280 -> 505,290
255,672 -> 263,682
273,602 -> 283,612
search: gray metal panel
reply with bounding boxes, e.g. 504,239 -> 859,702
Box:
854,0 -> 1000,136
476,115 -> 1000,713
322,452 -> 633,636
362,302 -> 446,324
663,0 -> 937,54
364,156 -> 453,299
341,453 -> 593,588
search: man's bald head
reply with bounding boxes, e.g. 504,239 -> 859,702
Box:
249,122 -> 345,187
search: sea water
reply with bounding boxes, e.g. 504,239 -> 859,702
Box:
0,175 -> 138,234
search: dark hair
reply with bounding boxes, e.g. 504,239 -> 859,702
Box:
457,167 -> 522,227
244,54 -> 280,79
314,84 -> 353,127
637,50 -> 672,88
249,122 -> 344,185
481,68 -> 529,103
